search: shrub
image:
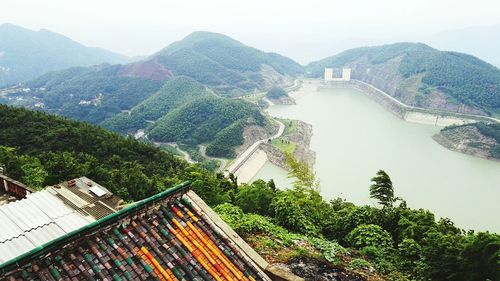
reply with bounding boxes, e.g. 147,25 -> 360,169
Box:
346,224 -> 394,250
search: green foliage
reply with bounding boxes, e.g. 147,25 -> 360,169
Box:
346,224 -> 394,251
272,187 -> 334,236
235,180 -> 276,216
348,258 -> 373,271
284,152 -> 318,190
9,65 -> 164,124
155,31 -> 303,95
149,97 -> 266,157
213,203 -> 299,245
206,120 -> 245,158
459,232 -> 500,281
308,238 -> 348,266
266,87 -> 288,99
0,104 -> 195,201
397,239 -> 424,273
369,170 -> 395,208
102,76 -> 211,133
0,146 -> 48,190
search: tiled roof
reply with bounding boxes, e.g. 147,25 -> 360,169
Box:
0,182 -> 270,281
0,177 -> 124,264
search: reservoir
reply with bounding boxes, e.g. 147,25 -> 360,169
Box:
252,82 -> 500,232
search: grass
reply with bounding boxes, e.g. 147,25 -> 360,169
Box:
280,118 -> 298,135
271,138 -> 296,154
240,92 -> 266,103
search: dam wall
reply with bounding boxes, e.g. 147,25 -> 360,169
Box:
320,80 -> 499,126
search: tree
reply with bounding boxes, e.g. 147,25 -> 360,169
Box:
284,152 -> 318,191
20,157 -> 48,190
370,170 -> 395,208
266,87 -> 287,99
235,180 -> 276,216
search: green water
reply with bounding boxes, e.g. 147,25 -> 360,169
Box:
252,84 -> 500,232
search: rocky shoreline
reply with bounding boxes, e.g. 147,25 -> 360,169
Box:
433,125 -> 499,161
261,120 -> 316,170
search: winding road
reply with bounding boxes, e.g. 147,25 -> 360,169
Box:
199,145 -> 228,172
226,120 -> 285,175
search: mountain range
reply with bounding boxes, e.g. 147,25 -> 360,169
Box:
2,24 -> 500,158
0,29 -> 293,157
0,23 -> 131,87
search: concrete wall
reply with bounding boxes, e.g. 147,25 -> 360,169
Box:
320,79 -> 499,126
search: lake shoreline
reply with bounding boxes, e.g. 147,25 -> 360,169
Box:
251,83 -> 500,231
320,79 -> 500,126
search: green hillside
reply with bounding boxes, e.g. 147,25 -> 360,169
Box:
0,23 -> 130,87
102,76 -> 212,133
0,104 -> 186,200
309,43 -> 500,116
148,97 -> 267,157
9,64 -> 164,124
154,31 -> 304,96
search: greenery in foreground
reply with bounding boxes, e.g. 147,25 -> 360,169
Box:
0,105 -> 498,280
216,154 -> 500,280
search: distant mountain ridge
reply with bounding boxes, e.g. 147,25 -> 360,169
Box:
0,23 -> 131,87
423,24 -> 500,68
308,42 -> 500,116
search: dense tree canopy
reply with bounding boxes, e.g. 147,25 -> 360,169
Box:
266,86 -> 288,99
149,97 -> 267,157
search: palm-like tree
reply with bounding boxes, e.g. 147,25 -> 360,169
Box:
370,170 -> 394,208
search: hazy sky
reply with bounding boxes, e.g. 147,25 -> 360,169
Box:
2,0 -> 500,63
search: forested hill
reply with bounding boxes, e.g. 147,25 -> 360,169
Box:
101,76 -> 268,158
148,96 -> 268,158
152,31 -> 304,96
8,64 -> 165,124
0,23 -> 131,87
102,76 -> 212,133
308,43 -> 500,116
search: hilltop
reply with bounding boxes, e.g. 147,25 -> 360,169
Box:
0,23 -> 130,87
152,31 -> 303,96
308,43 -> 500,117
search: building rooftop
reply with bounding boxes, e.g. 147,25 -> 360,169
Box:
0,177 -> 124,264
0,182 -> 271,281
